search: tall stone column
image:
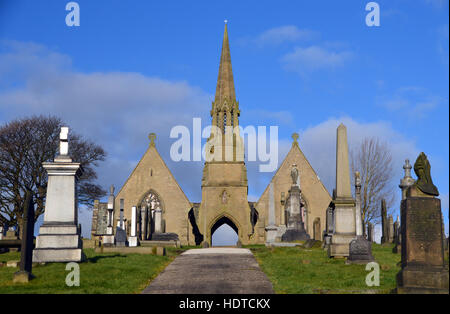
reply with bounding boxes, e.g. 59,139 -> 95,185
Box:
103,185 -> 115,246
354,172 -> 363,237
128,206 -> 138,247
33,127 -> 85,262
265,182 -> 278,245
328,123 -> 356,258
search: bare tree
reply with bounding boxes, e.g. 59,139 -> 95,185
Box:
0,115 -> 107,230
350,137 -> 395,234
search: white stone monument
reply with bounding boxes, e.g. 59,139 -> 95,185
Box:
128,206 -> 139,247
154,207 -> 163,234
328,123 -> 357,258
103,185 -> 115,246
33,127 -> 85,262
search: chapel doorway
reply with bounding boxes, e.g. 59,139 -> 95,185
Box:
211,216 -> 239,247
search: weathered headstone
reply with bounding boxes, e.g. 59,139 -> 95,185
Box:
328,124 -> 356,258
115,199 -> 128,247
367,222 -> 374,242
13,191 -> 35,283
388,215 -> 394,243
393,216 -> 401,253
322,201 -> 335,250
281,165 -> 310,242
381,199 -> 388,244
396,153 -> 448,294
33,127 -> 85,262
348,172 -> 375,264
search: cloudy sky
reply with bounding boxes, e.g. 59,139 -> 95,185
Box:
0,0 -> 448,244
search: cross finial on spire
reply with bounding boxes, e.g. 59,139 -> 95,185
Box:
292,133 -> 299,147
149,133 -> 156,147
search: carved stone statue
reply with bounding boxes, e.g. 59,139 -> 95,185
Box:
291,164 -> 299,186
413,152 -> 439,196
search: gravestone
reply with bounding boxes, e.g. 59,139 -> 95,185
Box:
128,206 -> 139,247
33,127 -> 85,262
322,201 -> 335,250
396,153 -> 448,294
393,216 -> 401,253
13,191 -> 35,283
367,222 -> 374,242
265,182 -> 278,244
281,164 -> 310,242
103,185 -> 115,246
381,199 -> 388,244
348,171 -> 375,264
388,215 -> 394,243
115,199 -> 128,247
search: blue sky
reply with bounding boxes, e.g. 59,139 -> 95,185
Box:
0,0 -> 448,242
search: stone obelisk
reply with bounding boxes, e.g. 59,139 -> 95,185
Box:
265,182 -> 278,245
328,123 -> 356,258
33,127 -> 85,262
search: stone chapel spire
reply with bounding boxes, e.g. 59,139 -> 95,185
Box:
214,22 -> 236,105
211,22 -> 240,133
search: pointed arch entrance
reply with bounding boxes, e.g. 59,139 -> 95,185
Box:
210,215 -> 239,247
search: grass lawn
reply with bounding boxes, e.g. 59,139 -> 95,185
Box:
0,247 -> 187,294
249,243 -> 402,294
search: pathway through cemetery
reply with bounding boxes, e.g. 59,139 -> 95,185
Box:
142,248 -> 274,294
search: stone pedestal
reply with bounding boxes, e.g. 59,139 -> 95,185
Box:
328,198 -> 356,258
103,235 -> 115,247
115,227 -> 128,247
396,197 -> 448,294
281,185 -> 310,242
33,158 -> 85,263
265,225 -> 278,244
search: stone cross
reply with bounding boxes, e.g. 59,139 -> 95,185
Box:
292,133 -> 299,147
149,133 -> 156,147
59,127 -> 69,156
399,159 -> 415,200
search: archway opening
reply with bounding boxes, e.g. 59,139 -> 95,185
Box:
211,216 -> 238,247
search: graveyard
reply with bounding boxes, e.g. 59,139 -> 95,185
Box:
0,243 -> 412,294
0,2 -> 449,300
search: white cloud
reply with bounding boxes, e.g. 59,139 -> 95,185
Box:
252,25 -> 317,47
378,86 -> 442,120
281,46 -> 353,76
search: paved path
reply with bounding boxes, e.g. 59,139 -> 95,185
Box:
142,248 -> 274,294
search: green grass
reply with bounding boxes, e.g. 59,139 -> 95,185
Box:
248,243 -> 401,294
0,247 -> 188,294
